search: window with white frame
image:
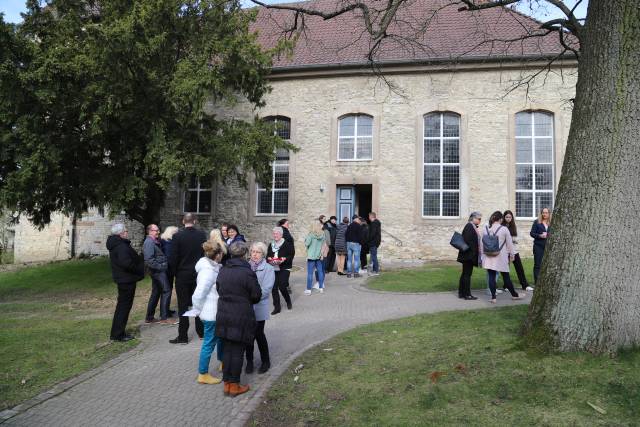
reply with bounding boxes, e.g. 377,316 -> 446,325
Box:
257,116 -> 290,215
338,114 -> 373,160
183,176 -> 212,213
422,112 -> 460,217
515,111 -> 554,218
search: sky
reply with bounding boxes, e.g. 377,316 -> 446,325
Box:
0,0 -> 588,24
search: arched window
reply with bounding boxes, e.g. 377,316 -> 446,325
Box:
515,111 -> 554,218
423,112 -> 460,217
257,116 -> 290,215
338,114 -> 373,160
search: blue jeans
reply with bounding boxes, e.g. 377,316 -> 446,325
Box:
347,242 -> 361,274
306,259 -> 325,290
199,320 -> 223,374
369,246 -> 379,272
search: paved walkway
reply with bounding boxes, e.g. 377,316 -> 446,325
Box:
3,268 -> 531,426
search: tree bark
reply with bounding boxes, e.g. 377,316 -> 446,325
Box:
523,0 -> 640,354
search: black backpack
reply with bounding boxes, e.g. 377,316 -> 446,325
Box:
482,225 -> 505,256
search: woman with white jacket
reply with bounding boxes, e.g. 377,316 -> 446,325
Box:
481,211 -> 522,304
192,240 -> 225,385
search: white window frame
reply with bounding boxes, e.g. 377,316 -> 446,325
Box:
256,117 -> 290,216
515,111 -> 555,219
338,114 -> 373,161
183,178 -> 212,214
422,112 -> 461,218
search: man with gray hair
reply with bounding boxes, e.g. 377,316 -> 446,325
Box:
169,213 -> 207,344
106,223 -> 145,342
143,224 -> 171,324
457,211 -> 482,300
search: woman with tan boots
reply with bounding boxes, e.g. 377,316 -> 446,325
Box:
215,242 -> 262,397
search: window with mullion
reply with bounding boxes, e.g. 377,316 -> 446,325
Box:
183,176 -> 212,213
515,111 -> 554,219
257,117 -> 290,215
423,112 -> 460,217
338,114 -> 373,161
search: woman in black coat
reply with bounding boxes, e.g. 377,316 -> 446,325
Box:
457,211 -> 482,300
267,226 -> 295,314
215,242 -> 262,397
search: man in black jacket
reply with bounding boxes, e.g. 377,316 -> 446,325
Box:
323,216 -> 337,273
457,211 -> 482,300
169,213 -> 208,344
107,223 -> 145,342
368,212 -> 382,275
277,218 -> 295,293
345,215 -> 365,278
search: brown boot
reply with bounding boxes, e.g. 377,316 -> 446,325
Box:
228,382 -> 250,397
223,381 -> 231,396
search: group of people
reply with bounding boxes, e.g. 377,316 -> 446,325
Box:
106,212 -> 383,397
456,207 -> 551,303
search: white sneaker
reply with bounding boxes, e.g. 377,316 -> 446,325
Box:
359,269 -> 367,275
304,290 -> 312,296
526,286 -> 535,291
496,289 -> 504,294
319,288 -> 324,294
312,282 -> 319,289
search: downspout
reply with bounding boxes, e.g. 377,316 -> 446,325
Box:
70,213 -> 77,258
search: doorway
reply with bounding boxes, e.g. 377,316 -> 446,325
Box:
336,184 -> 372,221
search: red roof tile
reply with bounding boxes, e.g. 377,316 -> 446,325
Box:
251,0 -> 574,70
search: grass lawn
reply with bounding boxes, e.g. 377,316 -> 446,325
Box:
367,258 -> 534,293
0,258 -> 153,410
250,306 -> 640,426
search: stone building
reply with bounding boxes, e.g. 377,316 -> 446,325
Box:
13,0 -> 577,263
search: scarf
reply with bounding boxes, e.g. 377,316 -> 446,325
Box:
249,259 -> 261,272
271,238 -> 285,255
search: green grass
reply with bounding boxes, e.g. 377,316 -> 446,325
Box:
250,306 -> 640,426
368,258 -> 534,293
0,258 -> 151,410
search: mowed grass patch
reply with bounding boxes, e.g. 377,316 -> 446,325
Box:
0,258 -> 153,410
368,258 -> 534,293
250,306 -> 640,426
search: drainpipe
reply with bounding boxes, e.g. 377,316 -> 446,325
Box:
70,213 -> 77,258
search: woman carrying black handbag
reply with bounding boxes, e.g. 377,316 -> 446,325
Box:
457,211 -> 482,300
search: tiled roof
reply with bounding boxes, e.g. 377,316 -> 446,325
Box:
251,0 -> 572,70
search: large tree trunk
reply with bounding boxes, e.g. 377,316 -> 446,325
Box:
522,0 -> 640,354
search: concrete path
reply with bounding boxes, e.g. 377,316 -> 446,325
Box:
3,268 -> 531,426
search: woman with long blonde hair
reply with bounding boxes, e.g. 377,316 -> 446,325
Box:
529,207 -> 552,285
304,221 -> 326,295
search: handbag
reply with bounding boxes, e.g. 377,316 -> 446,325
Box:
450,231 -> 469,252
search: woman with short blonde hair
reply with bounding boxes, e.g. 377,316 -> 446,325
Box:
160,226 -> 180,318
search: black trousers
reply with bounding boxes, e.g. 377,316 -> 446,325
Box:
110,282 -> 136,340
246,320 -> 269,364
222,339 -> 245,383
360,245 -> 369,269
488,270 -> 518,299
272,270 -> 292,310
166,272 -> 175,312
512,253 -> 530,289
176,279 -> 204,340
458,261 -> 474,297
146,271 -> 171,320
533,245 -> 545,284
324,246 -> 336,272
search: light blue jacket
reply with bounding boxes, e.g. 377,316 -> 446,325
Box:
253,259 -> 275,321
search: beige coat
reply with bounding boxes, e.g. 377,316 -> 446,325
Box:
480,223 -> 514,273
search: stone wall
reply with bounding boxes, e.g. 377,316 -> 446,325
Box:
13,209 -> 144,264
162,66 -> 576,262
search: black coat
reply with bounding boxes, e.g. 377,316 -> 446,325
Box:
323,222 -> 338,246
267,239 -> 295,270
169,227 -> 207,282
106,235 -> 145,284
345,222 -> 365,244
334,223 -> 348,253
530,220 -> 549,250
282,227 -> 296,257
456,222 -> 480,266
215,258 -> 262,345
368,219 -> 381,247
